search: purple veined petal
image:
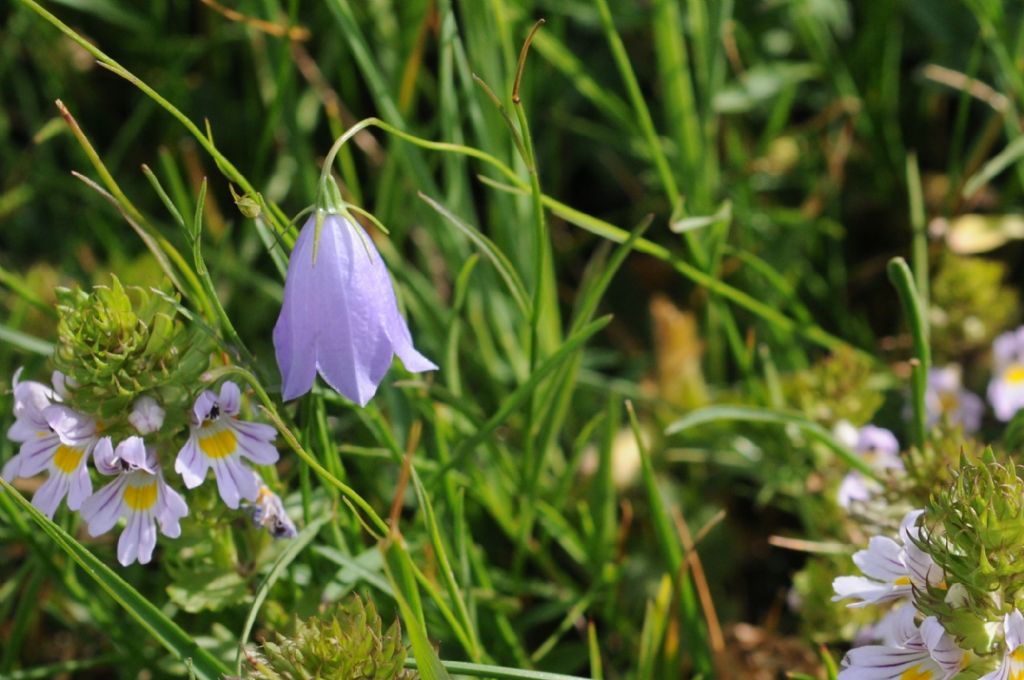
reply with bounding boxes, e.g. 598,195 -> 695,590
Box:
12,374 -> 55,428
231,421 -> 279,465
135,513 -> 158,565
853,536 -> 906,582
93,437 -> 121,475
175,435 -> 210,489
212,456 -> 243,508
43,405 -> 95,447
312,215 -> 392,406
10,434 -> 60,479
838,645 -> 939,680
80,476 -> 128,536
218,381 -> 242,416
7,419 -> 39,443
2,452 -> 22,482
273,215 -> 320,401
51,370 -> 72,400
156,480 -> 188,538
117,511 -> 145,566
192,390 -> 218,425
67,464 -> 93,510
919,616 -> 964,673
32,473 -> 70,519
1006,610 -> 1024,654
116,436 -> 151,472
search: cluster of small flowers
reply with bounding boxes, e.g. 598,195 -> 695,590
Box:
3,371 -> 295,566
923,325 -> 1024,434
834,325 -> 1024,511
832,509 -> 1024,679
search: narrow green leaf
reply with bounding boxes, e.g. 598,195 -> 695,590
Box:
235,514 -> 331,674
0,478 -> 230,680
665,404 -> 877,478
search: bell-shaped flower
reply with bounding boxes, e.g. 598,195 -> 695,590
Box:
836,424 -> 903,509
989,326 -> 1024,421
839,607 -> 966,679
81,436 -> 187,566
4,370 -> 98,518
175,381 -> 278,508
273,212 -> 437,405
925,365 -> 983,433
980,609 -> 1024,680
833,510 -> 944,607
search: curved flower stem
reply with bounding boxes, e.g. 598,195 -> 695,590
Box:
19,0 -> 291,237
210,365 -> 389,537
318,118 -> 862,360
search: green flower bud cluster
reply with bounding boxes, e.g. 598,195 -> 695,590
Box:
785,347 -> 885,426
53,276 -> 211,422
244,596 -> 417,680
930,253 -> 1018,362
915,450 -> 1024,654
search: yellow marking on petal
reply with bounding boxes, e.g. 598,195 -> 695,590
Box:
1007,365 -> 1024,385
894,576 -> 912,586
1011,646 -> 1024,662
124,482 -> 158,511
900,665 -> 933,680
199,427 -> 237,460
53,445 -> 84,474
36,430 -> 49,438
938,391 -> 959,413
1010,668 -> 1024,680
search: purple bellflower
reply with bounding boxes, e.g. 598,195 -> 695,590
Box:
273,211 -> 437,405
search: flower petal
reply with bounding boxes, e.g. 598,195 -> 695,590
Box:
174,436 -> 209,489
32,474 -> 69,519
231,421 -> 279,465
80,476 -> 127,536
273,216 -> 320,401
218,382 -> 241,416
67,463 -> 92,510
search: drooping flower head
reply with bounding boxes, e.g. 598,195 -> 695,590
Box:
989,326 -> 1024,421
925,365 -> 984,433
175,381 -> 278,508
273,211 -> 437,405
80,436 -> 187,566
4,369 -> 98,518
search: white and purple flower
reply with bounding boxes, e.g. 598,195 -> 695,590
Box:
4,369 -> 98,518
980,609 -> 1024,680
80,436 -> 187,566
835,423 -> 903,509
272,211 -> 437,405
925,365 -> 984,433
989,326 -> 1024,421
839,605 -> 966,679
175,381 -> 278,508
833,510 -> 943,607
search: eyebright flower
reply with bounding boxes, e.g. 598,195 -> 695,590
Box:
175,381 -> 278,508
80,436 -> 187,566
839,606 -> 966,679
4,370 -> 98,518
989,326 -> 1024,421
273,212 -> 437,405
833,510 -> 944,606
835,424 -> 903,509
128,396 -> 165,435
980,609 -> 1024,680
925,365 -> 984,433
244,482 -> 297,539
